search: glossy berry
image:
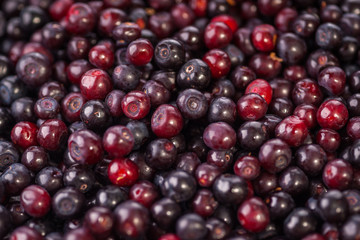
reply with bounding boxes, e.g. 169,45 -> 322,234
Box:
295,144 -> 326,176
259,138 -> 292,174
146,138 -> 177,170
114,200 -> 150,239
175,213 -> 208,240
204,22 -> 233,49
177,59 -> 211,90
112,22 -> 141,44
161,170 -> 197,202
0,140 -> 20,171
65,3 -> 95,35
129,180 -> 159,208
52,187 -> 85,219
61,93 -> 86,123
103,125 -> 134,158
318,66 -> 346,96
317,99 -> 349,130
191,189 -> 218,217
37,119 -> 68,151
151,104 -> 183,139
245,79 -> 273,105
275,115 -> 308,147
316,128 -> 340,152
108,158 -> 139,187
237,197 -> 270,233
283,208 -> 318,239
84,206 -> 114,238
121,91 -> 151,120
202,49 -> 231,79
251,24 -> 277,52
80,100 -> 112,130
315,23 -> 343,50
112,65 -> 141,92
279,166 -> 309,196
317,190 -> 349,223
16,52 -> 52,87
267,191 -> 295,220
211,15 -> 238,33
20,185 -> 51,218
154,39 -> 185,71
237,93 -> 268,121
347,117 -> 360,140
11,121 -> 38,149
88,45 -> 114,70
323,159 -> 353,190
213,174 -> 248,205
292,79 -> 324,106
234,156 -> 261,180
176,89 -> 208,120
35,166 -> 63,194
10,226 -> 43,240
80,69 -> 113,100
195,163 -> 221,187
151,198 -> 181,230
293,104 -> 318,129
203,122 -> 236,150
21,146 -> 48,172
237,121 -> 269,151
34,97 -> 60,119
68,129 -> 104,165
126,38 -> 154,66
1,163 -> 32,196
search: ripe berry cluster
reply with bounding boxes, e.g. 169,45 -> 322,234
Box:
0,0 -> 360,239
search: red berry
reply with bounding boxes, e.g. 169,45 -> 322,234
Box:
80,69 -> 113,100
245,79 -> 273,104
251,24 -> 277,52
103,125 -> 134,158
121,91 -> 151,120
275,115 -> 308,147
211,15 -> 238,33
202,49 -> 231,79
316,99 -> 349,130
108,158 -> 139,187
20,185 -> 51,218
323,159 -> 353,190
237,93 -> 268,121
126,38 -> 154,66
151,104 -> 184,139
237,197 -> 270,233
204,22 -> 233,49
88,45 -> 114,70
11,121 -> 38,149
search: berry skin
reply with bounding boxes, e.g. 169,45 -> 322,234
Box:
211,15 -> 238,33
237,197 -> 270,233
108,158 -> 139,187
323,159 -> 353,190
237,93 -> 268,121
275,115 -> 309,147
177,59 -> 212,90
68,129 -> 104,165
37,119 -> 68,151
317,99 -> 349,130
65,3 -> 95,35
203,122 -> 236,150
103,125 -> 134,158
259,138 -> 292,174
251,24 -> 277,52
202,49 -> 231,79
154,39 -> 186,71
11,121 -> 38,149
126,38 -> 154,66
80,69 -> 113,100
88,45 -> 114,70
20,185 -> 51,218
245,79 -> 273,105
151,104 -> 184,139
318,66 -> 346,96
121,91 -> 151,120
204,22 -> 233,49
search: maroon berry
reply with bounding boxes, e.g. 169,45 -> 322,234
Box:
80,69 -> 113,100
20,185 -> 51,218
316,99 -> 349,130
151,104 -> 184,139
237,197 -> 270,233
203,122 -> 236,150
103,125 -> 134,158
108,158 -> 139,187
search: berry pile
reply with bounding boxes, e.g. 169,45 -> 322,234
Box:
1,0 -> 360,239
